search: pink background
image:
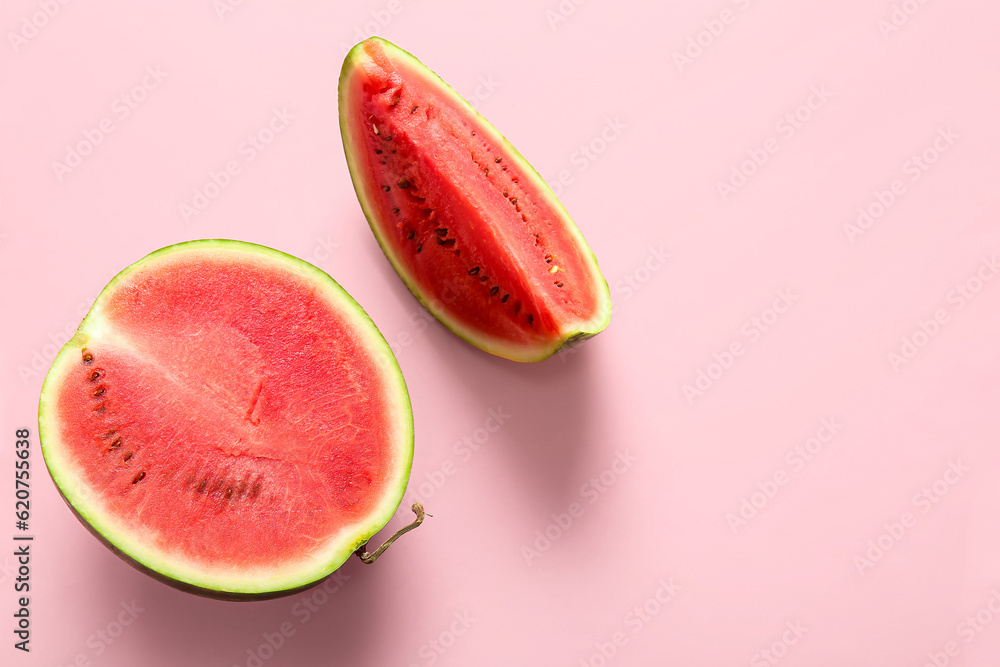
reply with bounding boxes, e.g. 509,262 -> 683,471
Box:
3,1 -> 1000,665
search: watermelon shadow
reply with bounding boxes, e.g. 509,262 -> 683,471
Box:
123,554 -> 397,664
420,318 -> 607,508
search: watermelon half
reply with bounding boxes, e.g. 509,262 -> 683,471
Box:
339,37 -> 612,362
38,240 -> 413,599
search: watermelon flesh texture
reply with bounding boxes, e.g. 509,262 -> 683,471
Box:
39,241 -> 413,599
340,38 -> 611,362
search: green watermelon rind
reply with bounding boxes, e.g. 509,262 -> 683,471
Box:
338,37 -> 612,363
38,239 -> 414,599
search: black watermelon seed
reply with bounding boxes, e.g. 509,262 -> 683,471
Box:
502,294 -> 510,303
490,286 -> 499,296
510,197 -> 518,206
225,487 -> 233,499
435,228 -> 449,236
393,207 -> 401,214
479,275 -> 488,282
82,352 -> 93,363
384,135 -> 393,141
132,471 -> 145,484
513,301 -> 522,315
382,185 -> 391,192
468,267 -> 480,275
411,105 -> 418,113
556,282 -> 564,287
398,179 -> 411,189
527,314 -> 534,325
406,229 -> 415,239
111,438 -> 122,449
416,244 -> 423,253
123,451 -> 133,462
93,387 -> 105,397
375,149 -> 382,154
88,371 -> 100,382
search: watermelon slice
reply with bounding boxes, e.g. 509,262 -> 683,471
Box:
339,37 -> 612,362
38,240 -> 414,599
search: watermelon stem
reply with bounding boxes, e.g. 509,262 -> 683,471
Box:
355,502 -> 428,564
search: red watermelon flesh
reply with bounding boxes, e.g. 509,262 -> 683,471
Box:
340,37 -> 611,362
39,241 -> 413,599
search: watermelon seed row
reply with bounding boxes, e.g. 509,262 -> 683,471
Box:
82,350 -> 111,412
373,131 -> 536,326
82,352 -> 153,481
189,473 -> 262,502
